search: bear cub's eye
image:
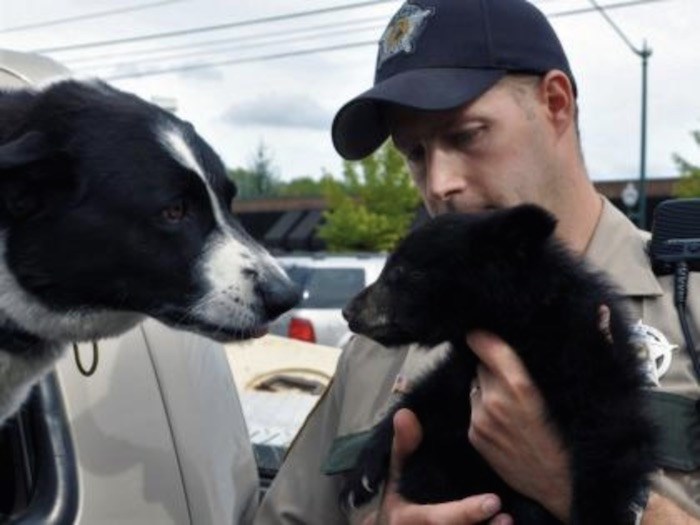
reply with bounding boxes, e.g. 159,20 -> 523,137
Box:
408,270 -> 424,283
387,266 -> 405,284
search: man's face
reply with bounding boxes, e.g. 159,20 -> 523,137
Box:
388,78 -> 560,216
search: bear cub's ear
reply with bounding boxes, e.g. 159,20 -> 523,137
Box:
506,204 -> 557,238
491,204 -> 557,256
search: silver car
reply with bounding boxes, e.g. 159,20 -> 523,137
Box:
269,254 -> 387,348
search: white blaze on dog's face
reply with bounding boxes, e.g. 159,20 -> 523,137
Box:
157,122 -> 297,339
0,80 -> 299,345
0,80 -> 300,424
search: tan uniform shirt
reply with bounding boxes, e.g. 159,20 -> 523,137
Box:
255,198 -> 700,523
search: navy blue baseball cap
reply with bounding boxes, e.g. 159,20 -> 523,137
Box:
332,0 -> 577,160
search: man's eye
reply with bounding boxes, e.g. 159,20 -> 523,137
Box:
161,200 -> 187,223
453,127 -> 485,147
405,145 -> 425,164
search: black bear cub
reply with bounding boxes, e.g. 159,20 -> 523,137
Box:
342,205 -> 656,525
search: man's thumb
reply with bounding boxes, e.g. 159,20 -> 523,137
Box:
389,408 -> 423,484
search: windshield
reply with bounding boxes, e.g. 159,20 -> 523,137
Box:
284,266 -> 365,309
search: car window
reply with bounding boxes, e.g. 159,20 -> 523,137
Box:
283,266 -> 365,309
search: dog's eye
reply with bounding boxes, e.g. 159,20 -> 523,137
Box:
161,200 -> 187,223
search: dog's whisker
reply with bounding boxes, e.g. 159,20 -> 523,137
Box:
0,79 -> 299,424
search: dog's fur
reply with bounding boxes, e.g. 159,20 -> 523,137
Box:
342,205 -> 656,524
0,80 -> 299,423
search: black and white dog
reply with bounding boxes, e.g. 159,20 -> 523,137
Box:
0,80 -> 300,423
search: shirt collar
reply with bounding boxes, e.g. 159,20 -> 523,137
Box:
585,197 -> 663,297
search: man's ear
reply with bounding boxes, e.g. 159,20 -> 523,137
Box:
539,71 -> 576,136
0,131 -> 50,170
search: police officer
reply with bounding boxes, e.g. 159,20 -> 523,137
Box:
255,0 -> 700,523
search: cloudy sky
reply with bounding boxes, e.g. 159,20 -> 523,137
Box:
1,0 -> 698,183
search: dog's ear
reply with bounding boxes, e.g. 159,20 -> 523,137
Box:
0,132 -> 70,221
0,131 -> 50,170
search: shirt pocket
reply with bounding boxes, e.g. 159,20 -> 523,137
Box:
322,430 -> 373,475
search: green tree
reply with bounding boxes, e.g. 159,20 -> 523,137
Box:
318,142 -> 421,252
227,142 -> 284,199
277,176 -> 324,198
248,141 -> 280,196
673,129 -> 700,197
227,167 -> 256,199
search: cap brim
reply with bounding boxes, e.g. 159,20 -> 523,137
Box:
332,68 -> 506,160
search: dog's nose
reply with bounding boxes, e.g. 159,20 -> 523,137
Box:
258,276 -> 301,321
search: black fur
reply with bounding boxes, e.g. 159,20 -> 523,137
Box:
1,81 -> 229,317
342,205 -> 656,524
0,80 -> 300,423
0,80 -> 297,332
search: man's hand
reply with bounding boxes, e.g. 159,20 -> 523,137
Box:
362,408 -> 513,525
467,331 -> 572,522
641,492 -> 700,524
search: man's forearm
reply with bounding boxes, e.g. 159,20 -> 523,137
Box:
642,493 -> 700,525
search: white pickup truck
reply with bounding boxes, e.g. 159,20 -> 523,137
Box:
1,319 -> 339,524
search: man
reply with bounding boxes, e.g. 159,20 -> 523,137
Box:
255,0 -> 700,523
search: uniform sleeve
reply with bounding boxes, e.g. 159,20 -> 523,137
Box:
254,348 -> 349,525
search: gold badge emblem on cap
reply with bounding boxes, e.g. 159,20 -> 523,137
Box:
629,320 -> 676,386
377,2 -> 434,69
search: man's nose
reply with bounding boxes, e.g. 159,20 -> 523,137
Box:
425,147 -> 465,203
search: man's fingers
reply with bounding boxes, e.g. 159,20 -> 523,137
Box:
389,408 -> 423,485
598,304 -> 614,343
377,409 -> 511,525
467,331 -> 528,379
361,510 -> 378,525
411,494 -> 506,525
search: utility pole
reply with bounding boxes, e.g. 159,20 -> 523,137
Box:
587,0 -> 652,228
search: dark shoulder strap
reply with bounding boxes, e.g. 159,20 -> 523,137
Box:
645,390 -> 700,471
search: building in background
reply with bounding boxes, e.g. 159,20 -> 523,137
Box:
235,178 -> 679,253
